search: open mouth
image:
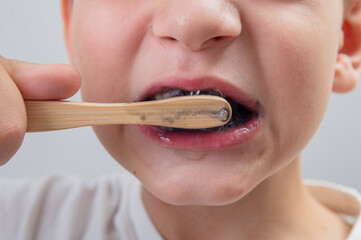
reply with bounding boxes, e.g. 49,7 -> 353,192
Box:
137,77 -> 263,150
146,88 -> 259,132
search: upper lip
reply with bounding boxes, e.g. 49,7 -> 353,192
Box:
139,76 -> 260,112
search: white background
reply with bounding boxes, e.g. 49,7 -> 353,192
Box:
0,1 -> 360,190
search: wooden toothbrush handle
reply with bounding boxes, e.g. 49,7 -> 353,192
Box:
25,96 -> 231,132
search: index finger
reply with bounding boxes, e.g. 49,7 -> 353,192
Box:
0,56 -> 81,100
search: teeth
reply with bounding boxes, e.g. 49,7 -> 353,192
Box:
200,89 -> 223,97
154,89 -> 185,100
190,90 -> 201,96
153,88 -> 224,100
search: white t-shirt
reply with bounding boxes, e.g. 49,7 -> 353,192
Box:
0,174 -> 360,240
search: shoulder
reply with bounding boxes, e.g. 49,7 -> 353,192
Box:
305,180 -> 361,240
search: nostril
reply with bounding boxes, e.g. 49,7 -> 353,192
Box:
198,35 -> 238,51
165,36 -> 177,42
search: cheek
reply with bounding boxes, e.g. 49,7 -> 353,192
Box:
247,6 -> 340,156
72,2 -> 152,103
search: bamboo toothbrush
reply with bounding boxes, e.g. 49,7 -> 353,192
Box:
25,95 -> 232,132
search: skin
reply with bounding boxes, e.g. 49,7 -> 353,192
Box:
0,0 -> 360,239
61,0 -> 361,239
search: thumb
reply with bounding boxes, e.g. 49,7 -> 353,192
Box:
1,57 -> 81,100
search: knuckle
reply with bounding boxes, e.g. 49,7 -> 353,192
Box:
2,121 -> 25,141
0,120 -> 25,166
0,56 -> 16,77
0,55 -> 8,68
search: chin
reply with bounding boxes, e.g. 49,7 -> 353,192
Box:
143,175 -> 252,206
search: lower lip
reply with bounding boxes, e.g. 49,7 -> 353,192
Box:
139,116 -> 262,150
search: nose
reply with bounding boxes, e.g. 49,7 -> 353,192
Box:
152,0 -> 241,51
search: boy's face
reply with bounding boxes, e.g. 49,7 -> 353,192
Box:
65,0 -> 347,205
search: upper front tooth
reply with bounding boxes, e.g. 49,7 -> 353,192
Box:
154,89 -> 185,100
194,90 -> 201,95
201,89 -> 223,97
153,88 -> 224,100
